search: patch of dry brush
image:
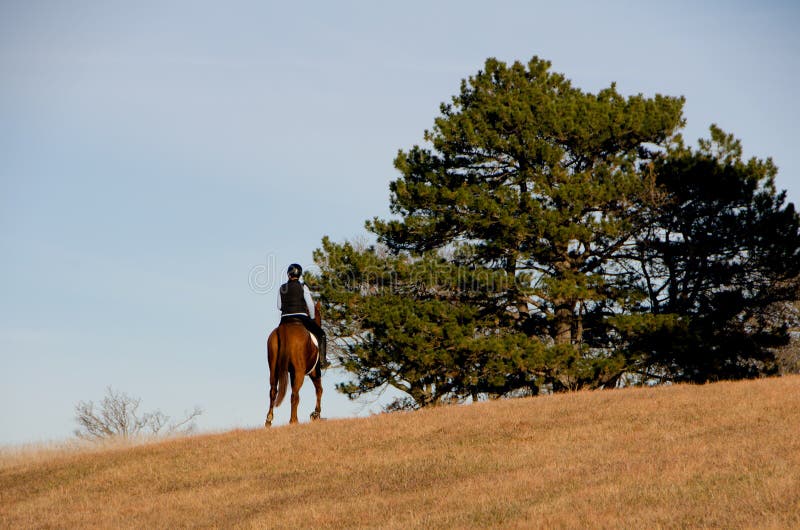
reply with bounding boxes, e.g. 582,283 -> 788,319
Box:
2,376 -> 800,528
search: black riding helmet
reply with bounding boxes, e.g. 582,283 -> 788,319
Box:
287,263 -> 303,279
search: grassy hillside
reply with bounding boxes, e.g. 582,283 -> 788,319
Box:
2,376 -> 800,529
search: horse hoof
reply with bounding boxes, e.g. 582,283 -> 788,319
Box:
310,411 -> 320,421
264,420 -> 272,428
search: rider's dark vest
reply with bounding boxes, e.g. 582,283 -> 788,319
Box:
280,280 -> 307,315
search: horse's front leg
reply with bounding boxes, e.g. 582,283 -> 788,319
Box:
309,372 -> 323,420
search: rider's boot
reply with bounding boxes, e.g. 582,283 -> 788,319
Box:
319,334 -> 328,369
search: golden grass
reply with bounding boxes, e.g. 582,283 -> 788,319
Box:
0,434 -> 193,471
2,376 -> 800,529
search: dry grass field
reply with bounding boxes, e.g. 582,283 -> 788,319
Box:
2,376 -> 800,529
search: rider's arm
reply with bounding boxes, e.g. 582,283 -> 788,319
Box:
277,291 -> 282,311
303,284 -> 315,320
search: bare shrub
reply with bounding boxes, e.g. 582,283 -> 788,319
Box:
74,387 -> 202,441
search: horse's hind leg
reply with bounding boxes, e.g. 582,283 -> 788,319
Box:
265,370 -> 278,428
265,331 -> 278,428
289,366 -> 301,424
310,373 -> 323,420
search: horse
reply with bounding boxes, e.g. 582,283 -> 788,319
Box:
265,301 -> 323,426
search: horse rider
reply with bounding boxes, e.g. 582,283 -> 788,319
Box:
277,263 -> 328,368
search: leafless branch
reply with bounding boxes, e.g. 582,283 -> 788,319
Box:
74,387 -> 203,441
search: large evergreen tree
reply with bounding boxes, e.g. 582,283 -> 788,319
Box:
311,57 -> 800,408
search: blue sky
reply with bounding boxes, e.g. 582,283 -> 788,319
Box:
2,0 -> 798,444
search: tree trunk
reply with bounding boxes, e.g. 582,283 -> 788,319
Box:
553,255 -> 577,345
554,302 -> 573,345
505,252 -> 529,318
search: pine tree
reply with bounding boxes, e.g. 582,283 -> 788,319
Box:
311,57 -> 800,407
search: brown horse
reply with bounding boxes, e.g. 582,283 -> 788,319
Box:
265,301 -> 323,426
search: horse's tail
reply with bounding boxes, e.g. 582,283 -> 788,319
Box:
275,324 -> 290,407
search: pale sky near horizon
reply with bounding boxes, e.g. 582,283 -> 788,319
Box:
2,0 -> 798,444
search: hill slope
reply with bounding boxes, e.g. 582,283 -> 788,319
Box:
2,376 -> 800,528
